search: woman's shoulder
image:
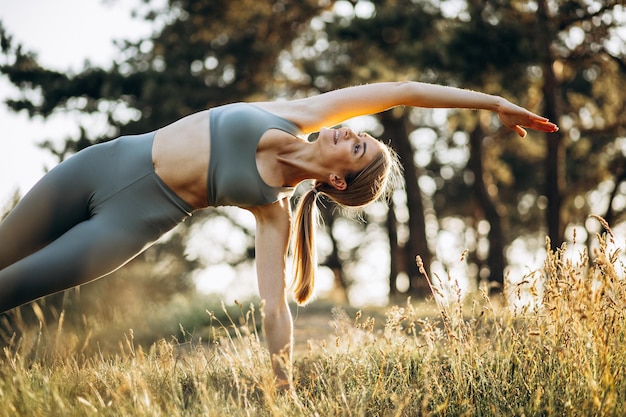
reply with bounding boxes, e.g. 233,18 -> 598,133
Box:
246,196 -> 292,225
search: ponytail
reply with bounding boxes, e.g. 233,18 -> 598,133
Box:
291,187 -> 319,304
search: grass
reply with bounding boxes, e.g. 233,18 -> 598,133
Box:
1,229 -> 625,416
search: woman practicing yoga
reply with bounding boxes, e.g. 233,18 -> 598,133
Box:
0,81 -> 558,386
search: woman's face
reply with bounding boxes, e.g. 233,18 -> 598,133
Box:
318,127 -> 379,176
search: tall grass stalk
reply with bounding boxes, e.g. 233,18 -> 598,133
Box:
1,225 -> 625,416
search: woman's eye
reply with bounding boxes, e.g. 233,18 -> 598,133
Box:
354,144 -> 361,153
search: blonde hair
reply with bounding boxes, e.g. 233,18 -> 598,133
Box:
290,142 -> 401,304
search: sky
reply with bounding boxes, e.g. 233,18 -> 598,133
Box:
0,0 -> 156,204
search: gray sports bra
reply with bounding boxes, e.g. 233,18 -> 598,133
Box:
207,103 -> 301,207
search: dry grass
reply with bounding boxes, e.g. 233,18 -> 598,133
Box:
1,227 -> 625,416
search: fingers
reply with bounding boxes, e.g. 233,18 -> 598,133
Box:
520,111 -> 558,132
500,108 -> 559,135
515,115 -> 559,133
528,113 -> 549,122
510,119 -> 557,137
530,119 -> 559,132
544,121 -> 559,132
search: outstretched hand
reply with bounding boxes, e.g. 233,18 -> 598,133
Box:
497,99 -> 559,138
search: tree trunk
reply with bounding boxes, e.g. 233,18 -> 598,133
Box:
468,125 -> 506,294
387,198 -> 400,299
603,168 -> 626,233
537,0 -> 564,250
319,204 -> 349,303
379,110 -> 432,298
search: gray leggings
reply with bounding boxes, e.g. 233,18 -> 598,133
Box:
0,132 -> 193,312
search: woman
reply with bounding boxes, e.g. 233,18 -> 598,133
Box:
0,81 -> 558,385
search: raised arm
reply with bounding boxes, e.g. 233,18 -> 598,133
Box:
248,198 -> 294,389
254,81 -> 558,137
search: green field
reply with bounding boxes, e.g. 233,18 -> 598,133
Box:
1,232 -> 624,416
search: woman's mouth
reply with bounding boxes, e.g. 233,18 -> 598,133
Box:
334,129 -> 339,144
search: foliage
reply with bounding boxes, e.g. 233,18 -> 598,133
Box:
1,222 -> 625,416
0,189 -> 20,222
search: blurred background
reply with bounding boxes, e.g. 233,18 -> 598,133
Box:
0,0 -> 625,348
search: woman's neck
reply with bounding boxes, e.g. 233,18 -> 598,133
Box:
255,131 -> 317,188
277,141 -> 323,186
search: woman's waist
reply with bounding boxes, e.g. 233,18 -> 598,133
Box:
152,111 -> 211,210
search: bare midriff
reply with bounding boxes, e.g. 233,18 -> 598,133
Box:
152,110 -> 211,210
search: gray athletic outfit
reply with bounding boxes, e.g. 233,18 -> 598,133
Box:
0,103 -> 300,312
208,103 -> 298,207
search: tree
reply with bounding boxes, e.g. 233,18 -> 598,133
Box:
545,0 -> 626,242
380,110 -> 432,297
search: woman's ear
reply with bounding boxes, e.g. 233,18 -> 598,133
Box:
329,173 -> 347,191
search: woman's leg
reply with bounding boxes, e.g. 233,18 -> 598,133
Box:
0,213 -> 149,312
0,133 -> 192,313
0,141 -> 114,311
0,158 -> 93,271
